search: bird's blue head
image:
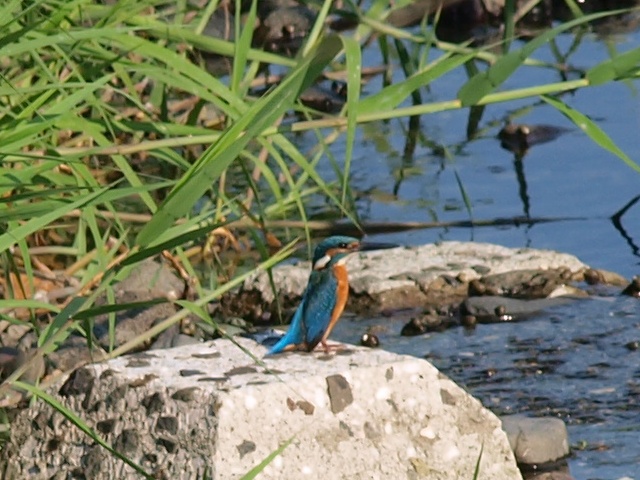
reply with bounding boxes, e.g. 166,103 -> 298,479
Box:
312,236 -> 360,271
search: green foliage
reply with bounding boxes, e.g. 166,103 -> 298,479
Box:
457,9 -> 629,106
241,437 -> 294,480
136,35 -> 343,246
542,95 -> 640,173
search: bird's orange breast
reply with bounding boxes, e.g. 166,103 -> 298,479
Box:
324,264 -> 349,340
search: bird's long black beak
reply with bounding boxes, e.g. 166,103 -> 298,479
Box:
358,240 -> 399,252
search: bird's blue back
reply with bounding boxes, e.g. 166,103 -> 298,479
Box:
267,267 -> 338,354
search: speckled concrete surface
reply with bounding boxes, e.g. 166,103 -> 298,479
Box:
3,337 -> 522,480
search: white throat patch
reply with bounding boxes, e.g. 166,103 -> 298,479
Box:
313,254 -> 331,270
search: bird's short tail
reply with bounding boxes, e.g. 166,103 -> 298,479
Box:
265,327 -> 303,355
265,297 -> 307,356
265,335 -> 292,355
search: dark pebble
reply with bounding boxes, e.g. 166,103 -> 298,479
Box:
360,334 -> 380,348
401,318 -> 426,336
468,279 -> 486,296
485,368 -> 498,378
584,268 -> 603,285
494,305 -> 507,316
621,276 -> 640,297
461,315 -> 477,328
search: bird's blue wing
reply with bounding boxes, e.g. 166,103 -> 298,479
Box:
266,270 -> 337,354
301,270 -> 338,350
266,299 -> 306,354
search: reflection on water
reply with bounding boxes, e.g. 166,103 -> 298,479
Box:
307,22 -> 640,279
331,294 -> 640,479
265,15 -> 640,476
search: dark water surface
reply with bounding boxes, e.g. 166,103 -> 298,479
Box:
320,25 -> 640,480
310,29 -> 640,279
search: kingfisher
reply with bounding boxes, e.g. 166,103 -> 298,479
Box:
267,235 -> 395,355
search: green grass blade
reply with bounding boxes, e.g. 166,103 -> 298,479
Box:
136,34 -> 342,246
241,437 -> 294,480
301,0 -> 333,57
587,47 -> 640,85
123,14 -> 294,68
358,53 -> 473,114
231,0 -> 257,95
340,34 -> 362,205
37,296 -> 86,349
458,9 -> 628,106
0,299 -> 59,313
562,0 -> 585,19
541,95 -> 640,173
454,168 -> 473,219
0,185 -> 109,252
503,0 -> 516,53
73,299 -> 167,320
12,381 -> 155,479
472,443 -> 484,479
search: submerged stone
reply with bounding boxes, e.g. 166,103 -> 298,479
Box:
501,415 -> 570,466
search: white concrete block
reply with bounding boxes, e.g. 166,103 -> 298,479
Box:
3,338 -> 522,480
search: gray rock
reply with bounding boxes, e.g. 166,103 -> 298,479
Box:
169,333 -> 202,348
3,338 -> 523,480
0,346 -> 44,384
223,241 -> 590,319
47,334 -> 97,373
48,259 -> 184,371
0,322 -> 32,350
91,258 -> 183,349
151,329 -> 204,351
93,293 -> 178,351
531,471 -> 575,480
257,5 -> 315,53
468,268 -> 580,298
199,8 -> 235,77
462,296 -> 576,318
149,323 -> 182,350
501,415 -> 570,465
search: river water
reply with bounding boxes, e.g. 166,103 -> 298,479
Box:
331,291 -> 639,479
318,18 -> 640,480
310,23 -> 640,280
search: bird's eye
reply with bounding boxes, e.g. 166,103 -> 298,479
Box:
339,242 -> 347,248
